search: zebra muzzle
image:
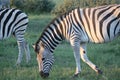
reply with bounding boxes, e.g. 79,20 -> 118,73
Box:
40,71 -> 49,78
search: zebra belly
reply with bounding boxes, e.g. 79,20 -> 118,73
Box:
0,29 -> 7,40
88,35 -> 119,44
0,27 -> 10,40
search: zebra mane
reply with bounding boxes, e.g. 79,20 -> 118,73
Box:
36,9 -> 73,45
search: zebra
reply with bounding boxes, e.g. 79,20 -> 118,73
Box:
0,8 -> 31,65
33,4 -> 120,78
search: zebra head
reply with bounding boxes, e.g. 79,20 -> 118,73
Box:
33,41 -> 54,78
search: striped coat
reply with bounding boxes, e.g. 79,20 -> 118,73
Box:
0,8 -> 30,65
33,4 -> 120,78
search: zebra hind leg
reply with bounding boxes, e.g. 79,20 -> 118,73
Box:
16,41 -> 31,65
23,41 -> 31,63
80,43 -> 103,74
16,42 -> 24,65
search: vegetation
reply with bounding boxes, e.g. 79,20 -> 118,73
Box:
52,0 -> 120,15
10,0 -> 120,14
11,0 -> 55,13
0,0 -> 120,80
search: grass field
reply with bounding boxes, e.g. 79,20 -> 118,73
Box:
0,14 -> 120,80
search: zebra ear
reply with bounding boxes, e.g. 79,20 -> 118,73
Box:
32,44 -> 40,53
40,41 -> 45,47
32,44 -> 35,49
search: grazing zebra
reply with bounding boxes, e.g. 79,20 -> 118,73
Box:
0,8 -> 31,65
33,4 -> 120,78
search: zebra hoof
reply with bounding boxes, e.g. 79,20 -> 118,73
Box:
95,66 -> 103,75
72,73 -> 79,78
97,69 -> 103,75
15,63 -> 21,67
15,61 -> 21,66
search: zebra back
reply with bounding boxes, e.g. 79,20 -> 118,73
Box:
76,4 -> 120,43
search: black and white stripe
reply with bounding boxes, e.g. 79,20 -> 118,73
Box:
34,4 -> 120,78
0,8 -> 31,65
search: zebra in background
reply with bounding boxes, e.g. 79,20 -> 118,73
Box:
0,0 -> 10,9
33,4 -> 120,78
0,8 -> 31,65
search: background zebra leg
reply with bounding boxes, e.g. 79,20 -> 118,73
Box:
16,42 -> 24,65
80,43 -> 102,74
71,40 -> 81,77
23,41 -> 31,63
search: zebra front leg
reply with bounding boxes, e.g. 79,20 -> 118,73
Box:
16,42 -> 24,65
23,41 -> 31,63
80,43 -> 102,74
70,40 -> 81,77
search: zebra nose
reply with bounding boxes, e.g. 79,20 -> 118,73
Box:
40,71 -> 49,78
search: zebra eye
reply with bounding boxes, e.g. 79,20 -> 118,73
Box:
42,58 -> 45,61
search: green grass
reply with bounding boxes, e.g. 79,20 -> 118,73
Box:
0,14 -> 120,80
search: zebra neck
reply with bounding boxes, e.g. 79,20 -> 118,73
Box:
40,26 -> 63,52
41,37 -> 62,53
39,11 -> 73,52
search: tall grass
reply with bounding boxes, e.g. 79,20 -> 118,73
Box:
0,14 -> 120,80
